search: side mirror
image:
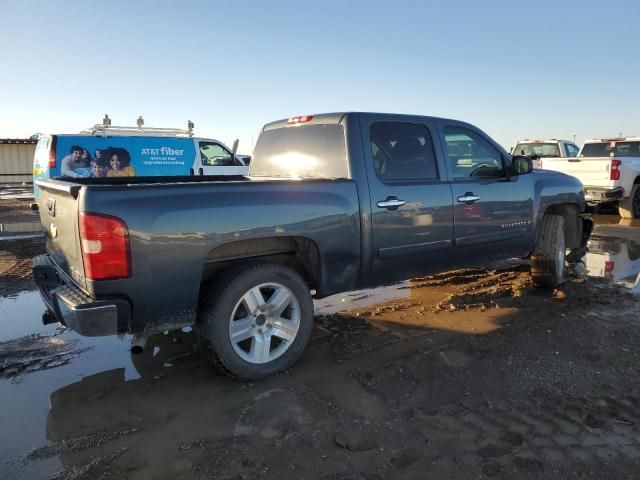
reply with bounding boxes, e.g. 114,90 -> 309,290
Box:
511,155 -> 533,175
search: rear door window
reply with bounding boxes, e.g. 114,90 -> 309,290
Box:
34,136 -> 51,168
370,122 -> 439,181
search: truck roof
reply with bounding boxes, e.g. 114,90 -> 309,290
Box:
261,112 -> 471,131
514,139 -> 567,144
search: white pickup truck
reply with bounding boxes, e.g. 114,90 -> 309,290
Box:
511,139 -> 580,169
534,137 -> 640,218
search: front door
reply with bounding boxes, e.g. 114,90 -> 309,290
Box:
438,123 -> 533,266
363,118 -> 454,285
197,140 -> 248,176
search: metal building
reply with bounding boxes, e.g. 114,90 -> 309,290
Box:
0,138 -> 36,184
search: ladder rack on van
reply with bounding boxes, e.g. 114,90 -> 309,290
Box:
80,115 -> 194,138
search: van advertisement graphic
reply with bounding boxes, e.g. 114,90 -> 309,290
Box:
53,136 -> 196,178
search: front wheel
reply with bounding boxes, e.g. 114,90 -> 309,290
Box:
196,263 -> 314,380
531,214 -> 567,288
618,185 -> 640,219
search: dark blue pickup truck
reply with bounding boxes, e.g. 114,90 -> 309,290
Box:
33,112 -> 592,379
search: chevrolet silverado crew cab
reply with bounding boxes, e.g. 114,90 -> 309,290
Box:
511,139 -> 580,169
534,137 -> 640,218
33,112 -> 593,379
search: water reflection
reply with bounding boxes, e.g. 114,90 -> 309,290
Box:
586,235 -> 640,291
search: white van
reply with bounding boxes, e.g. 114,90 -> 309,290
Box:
33,118 -> 249,199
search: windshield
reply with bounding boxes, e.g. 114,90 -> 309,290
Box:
581,141 -> 640,158
251,124 -> 348,178
513,143 -> 559,158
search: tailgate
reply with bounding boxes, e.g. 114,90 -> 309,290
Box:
540,157 -> 613,188
37,180 -> 86,289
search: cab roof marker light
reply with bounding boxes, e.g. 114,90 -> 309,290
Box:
288,115 -> 314,125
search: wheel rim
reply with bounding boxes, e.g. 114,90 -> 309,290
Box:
555,228 -> 566,275
228,282 -> 301,364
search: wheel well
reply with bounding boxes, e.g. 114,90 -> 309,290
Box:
200,236 -> 321,292
542,204 -> 581,249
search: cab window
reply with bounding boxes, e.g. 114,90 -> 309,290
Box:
444,127 -> 505,179
565,143 -> 579,157
199,142 -> 240,166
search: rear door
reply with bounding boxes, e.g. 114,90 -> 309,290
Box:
33,135 -> 54,199
437,122 -> 533,266
362,116 -> 454,284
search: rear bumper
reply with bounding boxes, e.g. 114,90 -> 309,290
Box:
584,186 -> 624,204
32,254 -> 131,337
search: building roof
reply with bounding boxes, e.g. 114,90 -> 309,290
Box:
0,138 -> 38,145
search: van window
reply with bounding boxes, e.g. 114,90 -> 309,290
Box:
251,124 -> 348,178
199,142 -> 241,166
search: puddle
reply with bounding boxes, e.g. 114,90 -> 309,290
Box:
585,235 -> 640,292
0,221 -> 42,234
0,186 -> 34,201
314,280 -> 410,316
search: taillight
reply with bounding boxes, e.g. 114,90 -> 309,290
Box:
604,260 -> 614,280
79,213 -> 130,280
610,159 -> 621,180
48,148 -> 56,168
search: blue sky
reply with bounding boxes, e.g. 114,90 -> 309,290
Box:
1,0 -> 638,152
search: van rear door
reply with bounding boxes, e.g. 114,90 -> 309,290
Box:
33,135 -> 55,199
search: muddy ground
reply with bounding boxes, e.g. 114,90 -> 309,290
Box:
1,191 -> 639,480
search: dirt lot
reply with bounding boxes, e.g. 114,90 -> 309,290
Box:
1,192 -> 639,480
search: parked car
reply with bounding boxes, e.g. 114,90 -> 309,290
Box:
32,119 -> 249,200
32,112 -> 593,379
510,139 -> 580,169
533,137 -> 640,218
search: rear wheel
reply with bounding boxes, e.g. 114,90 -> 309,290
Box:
531,214 -> 567,288
196,263 -> 313,380
618,185 -> 640,219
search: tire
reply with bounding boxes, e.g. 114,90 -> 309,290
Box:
531,214 -> 567,288
618,185 -> 640,219
196,263 -> 314,380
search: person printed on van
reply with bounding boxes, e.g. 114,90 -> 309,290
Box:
106,148 -> 136,177
91,156 -> 109,178
81,149 -> 92,166
60,145 -> 84,178
94,149 -> 103,161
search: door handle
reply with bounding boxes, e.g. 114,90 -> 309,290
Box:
457,193 -> 480,204
377,197 -> 406,210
